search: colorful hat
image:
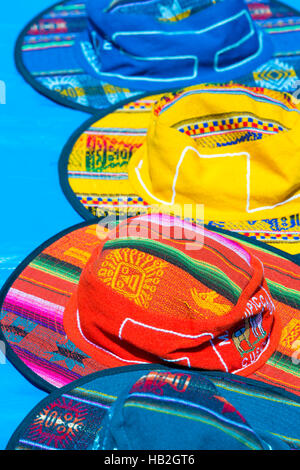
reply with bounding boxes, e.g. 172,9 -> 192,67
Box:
6,365 -> 300,450
15,0 -> 300,114
1,214 -> 300,399
60,84 -> 300,256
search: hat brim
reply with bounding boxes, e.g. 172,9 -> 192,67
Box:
14,0 -> 152,115
0,220 -> 300,395
6,363 -> 300,450
59,90 -> 300,255
15,0 -> 299,114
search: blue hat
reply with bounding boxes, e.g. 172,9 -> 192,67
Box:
7,365 -> 300,450
80,0 -> 272,90
15,0 -> 300,113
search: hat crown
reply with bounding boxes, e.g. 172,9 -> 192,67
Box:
128,85 -> 300,220
82,0 -> 273,91
70,215 -> 279,375
92,369 -> 270,450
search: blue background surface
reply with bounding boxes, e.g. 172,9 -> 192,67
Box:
0,0 -> 299,451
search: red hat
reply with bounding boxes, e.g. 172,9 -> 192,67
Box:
64,214 -> 281,376
1,214 -> 299,396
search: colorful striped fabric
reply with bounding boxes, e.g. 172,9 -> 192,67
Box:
15,0 -> 300,113
6,366 -> 300,450
0,216 -> 300,397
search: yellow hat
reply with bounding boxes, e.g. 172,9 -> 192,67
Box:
61,85 -> 300,255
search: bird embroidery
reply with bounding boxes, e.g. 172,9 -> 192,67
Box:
190,289 -> 231,317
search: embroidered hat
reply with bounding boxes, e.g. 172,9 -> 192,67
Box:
1,214 -> 300,398
60,84 -> 300,255
15,0 -> 300,114
6,365 -> 300,450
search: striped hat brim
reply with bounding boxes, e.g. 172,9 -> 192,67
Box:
15,0 -> 300,114
0,220 -> 300,396
15,0 -> 145,115
6,364 -> 300,450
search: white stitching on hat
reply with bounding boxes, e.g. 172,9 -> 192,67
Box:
119,317 -> 214,340
102,10 -> 263,82
232,332 -> 271,375
135,147 -> 300,213
159,356 -> 191,367
135,147 -> 249,206
118,317 -> 229,372
75,309 -> 149,364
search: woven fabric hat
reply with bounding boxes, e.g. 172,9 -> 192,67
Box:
1,214 -> 300,399
15,0 -> 300,114
60,84 -> 300,256
6,365 -> 300,450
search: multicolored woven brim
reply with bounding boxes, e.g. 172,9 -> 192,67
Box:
0,219 -> 300,397
15,0 -> 300,114
60,84 -> 300,256
6,365 -> 300,450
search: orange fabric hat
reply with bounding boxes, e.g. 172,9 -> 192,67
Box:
1,214 -> 299,396
64,214 -> 281,376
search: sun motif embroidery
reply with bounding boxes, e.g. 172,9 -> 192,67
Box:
98,248 -> 168,308
40,76 -> 89,106
28,398 -> 87,449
